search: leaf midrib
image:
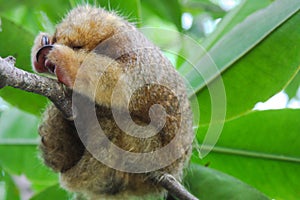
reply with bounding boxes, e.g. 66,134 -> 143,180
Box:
199,145 -> 300,163
186,1 -> 300,97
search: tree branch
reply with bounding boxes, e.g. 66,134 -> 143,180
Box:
0,56 -> 198,200
0,56 -> 73,119
151,173 -> 198,200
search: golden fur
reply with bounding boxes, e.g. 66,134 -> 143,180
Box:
32,5 -> 193,200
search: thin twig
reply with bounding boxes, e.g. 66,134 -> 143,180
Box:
0,56 -> 197,200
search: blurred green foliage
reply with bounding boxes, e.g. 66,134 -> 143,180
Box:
0,0 -> 299,199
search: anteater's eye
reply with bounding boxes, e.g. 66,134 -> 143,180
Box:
72,46 -> 83,50
41,35 -> 50,46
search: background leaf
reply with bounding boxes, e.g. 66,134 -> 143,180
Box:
69,0 -> 141,24
30,184 -> 70,200
0,108 -> 57,191
0,145 -> 58,191
202,0 -> 273,49
0,0 -> 71,34
0,107 -> 39,139
0,18 -> 33,71
182,0 -> 225,19
141,0 -> 182,30
0,167 -> 20,200
285,72 -> 300,99
0,18 -> 48,115
184,164 -> 270,200
195,109 -> 300,199
192,3 -> 300,123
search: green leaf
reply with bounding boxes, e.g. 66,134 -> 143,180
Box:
0,167 -> 20,200
0,17 -> 33,71
285,72 -> 300,99
0,145 -> 58,191
202,0 -> 273,49
194,109 -> 300,199
99,0 -> 141,22
184,164 -> 270,200
0,87 -> 48,116
0,0 -> 71,34
182,0 -> 225,19
69,0 -> 141,23
141,0 -> 182,31
181,1 -> 300,123
0,108 -> 57,191
0,18 -> 48,115
30,184 -> 70,200
183,0 -> 300,91
0,107 -> 39,139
